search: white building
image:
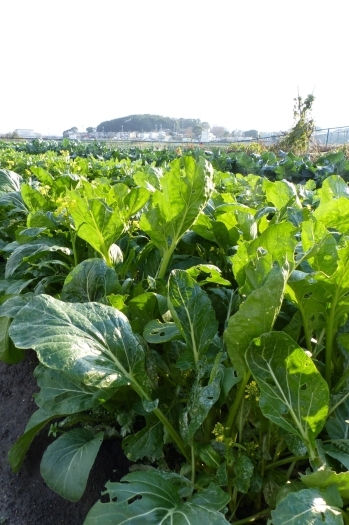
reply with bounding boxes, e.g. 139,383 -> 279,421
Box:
14,129 -> 42,138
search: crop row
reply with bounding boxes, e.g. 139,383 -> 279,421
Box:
1,147 -> 349,523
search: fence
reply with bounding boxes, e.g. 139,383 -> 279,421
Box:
233,126 -> 349,147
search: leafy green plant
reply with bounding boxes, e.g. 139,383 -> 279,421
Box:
2,153 -> 349,523
279,93 -> 316,155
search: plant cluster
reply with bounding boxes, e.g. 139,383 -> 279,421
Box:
1,148 -> 349,523
279,94 -> 316,155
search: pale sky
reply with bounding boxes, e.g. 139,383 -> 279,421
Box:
1,0 -> 348,135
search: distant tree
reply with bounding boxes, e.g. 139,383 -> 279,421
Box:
86,126 -> 96,133
96,114 -> 203,134
5,131 -> 19,139
211,126 -> 227,138
243,129 -> 258,139
63,126 -> 78,137
192,125 -> 203,139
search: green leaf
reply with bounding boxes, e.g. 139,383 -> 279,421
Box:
0,315 -> 25,363
61,258 -> 118,303
8,409 -> 57,472
300,220 -> 338,276
318,175 -> 349,203
34,364 -> 112,414
246,332 -> 329,457
0,293 -> 33,318
326,394 -> 349,440
232,222 -> 297,291
122,186 -> 150,220
324,442 -> 349,470
122,421 -> 164,461
186,264 -> 231,286
40,428 -> 103,501
30,166 -> 54,185
264,179 -> 298,210
224,265 -> 287,377
128,292 -> 161,333
270,488 -> 344,524
21,183 -> 52,212
4,239 -> 71,279
196,444 -> 221,468
27,210 -> 60,229
83,471 -> 230,525
168,269 -> 218,367
140,157 -> 214,278
314,197 -> 349,234
0,169 -> 22,195
67,192 -> 124,263
143,319 -> 181,343
189,482 -> 230,511
301,469 -> 349,501
179,374 -> 221,444
233,454 -> 254,493
9,294 -> 152,396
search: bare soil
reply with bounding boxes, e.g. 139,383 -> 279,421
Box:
0,351 -> 130,525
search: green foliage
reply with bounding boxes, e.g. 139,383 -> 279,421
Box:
279,93 -> 316,154
1,148 -> 349,523
96,113 -> 201,133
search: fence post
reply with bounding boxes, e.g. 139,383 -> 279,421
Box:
326,128 -> 330,146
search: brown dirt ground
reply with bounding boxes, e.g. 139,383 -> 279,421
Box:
0,351 -> 130,525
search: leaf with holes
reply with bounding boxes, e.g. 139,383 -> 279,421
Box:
168,269 -> 218,367
246,331 -> 329,458
83,471 -> 230,525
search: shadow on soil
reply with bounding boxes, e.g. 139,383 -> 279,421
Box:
0,351 -> 130,525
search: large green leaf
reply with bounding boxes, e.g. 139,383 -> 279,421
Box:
83,471 -> 230,525
317,175 -> 349,203
0,169 -> 22,195
300,220 -> 338,276
224,265 -> 287,377
263,179 -> 299,211
246,332 -> 329,457
40,428 -> 103,501
314,197 -> 349,234
122,186 -> 150,220
232,222 -> 297,291
270,488 -> 344,524
34,364 -> 112,414
140,157 -> 214,277
61,258 -> 119,303
9,295 -> 152,396
21,183 -> 52,212
301,469 -> 349,501
67,191 -> 124,263
168,269 -> 218,367
4,238 -> 71,278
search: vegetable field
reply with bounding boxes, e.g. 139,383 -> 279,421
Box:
1,140 -> 349,524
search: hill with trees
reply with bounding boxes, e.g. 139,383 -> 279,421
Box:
96,114 -> 202,133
